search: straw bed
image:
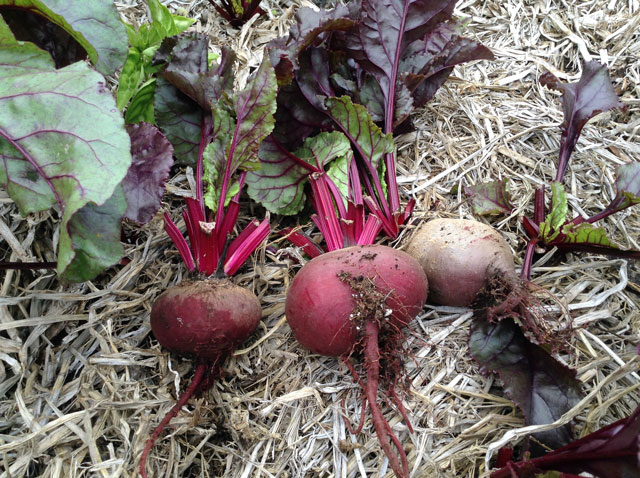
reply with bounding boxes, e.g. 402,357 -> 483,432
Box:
1,0 -> 638,477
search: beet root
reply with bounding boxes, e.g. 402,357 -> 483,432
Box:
140,279 -> 261,478
285,245 -> 428,478
406,218 -> 516,306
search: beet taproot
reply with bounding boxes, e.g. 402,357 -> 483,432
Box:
140,279 -> 261,478
285,244 -> 428,478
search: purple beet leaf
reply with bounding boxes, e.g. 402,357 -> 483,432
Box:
540,61 -> 626,183
491,402 -> 640,478
122,123 -> 174,224
154,34 -> 234,166
469,318 -> 583,449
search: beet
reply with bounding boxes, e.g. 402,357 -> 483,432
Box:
406,218 -> 516,306
140,279 -> 261,478
285,244 -> 428,478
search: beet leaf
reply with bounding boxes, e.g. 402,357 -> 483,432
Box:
519,63 -> 635,280
154,35 -> 235,166
0,0 -> 127,75
491,402 -> 640,478
0,27 -> 132,282
462,179 -> 514,216
469,318 -> 583,449
163,55 -> 276,277
122,123 -> 174,224
540,62 -> 626,183
266,0 -> 492,237
246,132 -> 351,214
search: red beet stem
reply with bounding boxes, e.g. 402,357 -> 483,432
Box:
139,362 -> 208,478
364,320 -> 409,478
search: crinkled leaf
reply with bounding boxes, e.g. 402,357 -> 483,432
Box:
470,318 -> 583,449
491,403 -> 640,478
0,0 -> 127,75
204,58 -> 277,211
326,96 -> 394,171
611,162 -> 640,212
154,75 -> 201,165
125,78 -> 156,124
122,123 -> 174,224
464,179 -> 514,216
164,46 -> 236,111
246,136 -> 309,214
268,5 -> 356,84
0,7 -> 86,68
61,186 -> 126,282
0,57 -> 131,280
540,62 -> 626,181
246,132 -> 351,214
401,22 -> 493,112
273,81 -> 333,147
539,182 -> 568,242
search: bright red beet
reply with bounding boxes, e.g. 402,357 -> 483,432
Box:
140,279 -> 261,478
285,244 -> 428,478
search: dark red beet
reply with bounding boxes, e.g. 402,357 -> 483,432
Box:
285,245 -> 428,478
140,279 -> 261,478
151,280 -> 262,360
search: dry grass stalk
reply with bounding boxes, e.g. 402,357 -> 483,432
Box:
1,0 -> 639,477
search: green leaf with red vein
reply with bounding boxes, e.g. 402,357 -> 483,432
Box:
0,44 -> 131,281
539,182 -> 568,242
246,131 -> 351,214
326,96 -> 394,172
122,123 -> 174,224
204,57 -> 277,213
469,318 -> 583,449
464,179 -> 513,216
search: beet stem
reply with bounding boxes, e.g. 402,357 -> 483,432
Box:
139,362 -> 208,478
364,320 -> 409,478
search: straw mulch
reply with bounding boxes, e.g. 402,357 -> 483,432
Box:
1,0 -> 639,477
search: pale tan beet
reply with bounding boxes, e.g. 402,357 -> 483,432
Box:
405,218 -> 516,306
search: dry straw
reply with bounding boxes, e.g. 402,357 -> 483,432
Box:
1,0 -> 639,477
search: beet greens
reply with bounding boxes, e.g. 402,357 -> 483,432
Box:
261,0 -> 492,237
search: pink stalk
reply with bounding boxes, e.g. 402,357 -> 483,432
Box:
357,215 -> 383,246
309,174 -> 344,251
280,228 -> 324,258
224,216 -> 271,275
163,213 -> 196,271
